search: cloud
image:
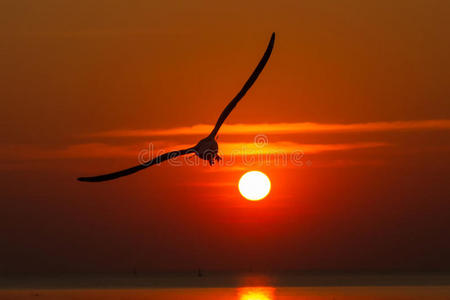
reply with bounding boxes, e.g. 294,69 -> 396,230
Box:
217,141 -> 388,155
0,143 -> 138,160
90,119 -> 450,137
0,141 -> 387,163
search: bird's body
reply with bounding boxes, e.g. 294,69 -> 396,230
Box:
78,33 -> 275,182
194,136 -> 221,165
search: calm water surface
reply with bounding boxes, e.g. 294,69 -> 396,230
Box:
1,273 -> 449,299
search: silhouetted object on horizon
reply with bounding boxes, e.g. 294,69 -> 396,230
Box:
78,33 -> 275,182
197,268 -> 203,277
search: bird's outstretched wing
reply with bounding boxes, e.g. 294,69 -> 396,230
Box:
209,32 -> 275,138
77,148 -> 194,182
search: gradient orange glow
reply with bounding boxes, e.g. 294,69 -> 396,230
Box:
1,0 -> 449,274
238,287 -> 275,300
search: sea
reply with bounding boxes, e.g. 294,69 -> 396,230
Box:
0,272 -> 449,299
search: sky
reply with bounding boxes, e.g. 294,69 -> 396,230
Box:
1,0 -> 450,274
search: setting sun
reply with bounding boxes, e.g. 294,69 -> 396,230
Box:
238,171 -> 271,201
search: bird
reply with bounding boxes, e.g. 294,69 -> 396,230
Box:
77,33 -> 275,182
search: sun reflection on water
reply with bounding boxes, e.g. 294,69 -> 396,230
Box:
238,287 -> 275,300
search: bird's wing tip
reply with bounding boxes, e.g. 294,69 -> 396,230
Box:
269,32 -> 275,44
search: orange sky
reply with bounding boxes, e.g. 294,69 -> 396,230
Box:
1,0 -> 450,273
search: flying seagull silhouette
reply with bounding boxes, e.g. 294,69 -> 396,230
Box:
78,33 -> 275,182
